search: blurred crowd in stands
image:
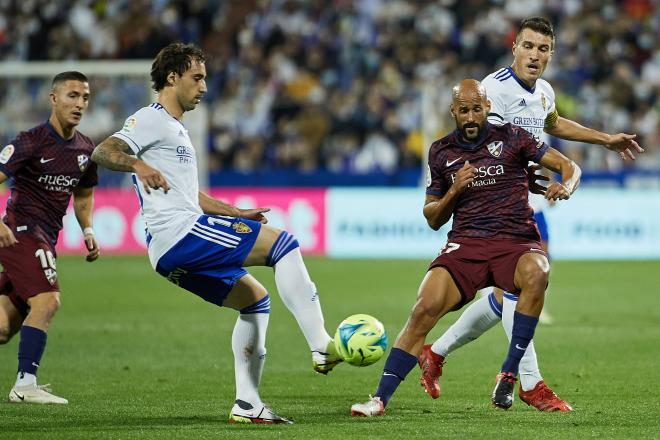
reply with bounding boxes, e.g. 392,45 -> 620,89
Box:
1,0 -> 659,179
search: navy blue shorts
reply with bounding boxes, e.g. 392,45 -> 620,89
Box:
155,215 -> 262,306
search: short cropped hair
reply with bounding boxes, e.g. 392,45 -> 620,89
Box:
150,43 -> 206,92
52,71 -> 88,90
517,17 -> 555,46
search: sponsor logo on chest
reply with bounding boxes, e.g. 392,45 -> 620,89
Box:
37,174 -> 80,193
176,145 -> 194,164
450,163 -> 505,188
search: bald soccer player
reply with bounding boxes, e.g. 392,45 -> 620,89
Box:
350,79 -> 580,416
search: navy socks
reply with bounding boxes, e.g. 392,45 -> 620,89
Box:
374,348 -> 418,406
18,326 -> 47,376
501,311 -> 539,375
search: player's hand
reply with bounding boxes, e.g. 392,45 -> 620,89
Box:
133,161 -> 170,194
604,133 -> 644,161
84,233 -> 100,262
544,182 -> 571,201
0,222 -> 18,247
527,164 -> 549,195
239,208 -> 270,224
450,160 -> 477,194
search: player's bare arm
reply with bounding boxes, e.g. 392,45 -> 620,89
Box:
0,171 -> 18,247
198,191 -> 270,224
424,160 -> 476,230
72,186 -> 99,262
538,148 -> 581,201
545,115 -> 644,161
92,137 -> 170,194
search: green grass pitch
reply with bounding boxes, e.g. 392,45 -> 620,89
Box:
0,257 -> 658,439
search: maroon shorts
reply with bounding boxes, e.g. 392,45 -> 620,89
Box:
429,237 -> 548,308
0,230 -> 59,317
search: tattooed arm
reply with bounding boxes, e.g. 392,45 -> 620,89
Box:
92,136 -> 170,194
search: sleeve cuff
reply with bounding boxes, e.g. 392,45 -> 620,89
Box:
111,133 -> 141,154
533,143 -> 550,163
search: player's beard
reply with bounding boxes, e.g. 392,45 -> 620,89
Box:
182,100 -> 197,111
461,122 -> 481,140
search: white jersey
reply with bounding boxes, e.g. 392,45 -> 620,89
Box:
482,67 -> 556,213
112,103 -> 201,267
482,67 -> 556,138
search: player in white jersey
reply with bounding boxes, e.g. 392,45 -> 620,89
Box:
420,17 -> 644,412
91,43 -> 341,424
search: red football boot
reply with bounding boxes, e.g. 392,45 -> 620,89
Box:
519,380 -> 574,412
418,344 -> 444,399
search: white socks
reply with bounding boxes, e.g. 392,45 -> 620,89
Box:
502,295 -> 543,391
15,372 -> 37,387
430,291 -> 544,392
431,293 -> 500,357
274,248 -> 332,352
232,312 -> 268,406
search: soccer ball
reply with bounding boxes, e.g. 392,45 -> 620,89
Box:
334,314 -> 388,367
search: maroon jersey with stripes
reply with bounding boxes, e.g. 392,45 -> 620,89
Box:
426,122 -> 549,241
0,122 -> 97,245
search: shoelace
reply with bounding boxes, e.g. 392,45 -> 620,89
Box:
367,395 -> 382,406
37,384 -> 53,393
261,403 -> 287,420
499,374 -> 517,384
537,385 -> 560,401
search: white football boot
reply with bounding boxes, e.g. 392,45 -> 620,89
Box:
229,400 -> 293,424
351,395 -> 385,417
9,383 -> 68,404
312,340 -> 343,375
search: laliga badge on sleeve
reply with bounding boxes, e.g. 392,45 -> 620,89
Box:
122,117 -> 137,133
0,144 -> 15,164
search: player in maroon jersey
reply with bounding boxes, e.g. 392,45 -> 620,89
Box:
0,71 -> 99,404
351,79 -> 581,416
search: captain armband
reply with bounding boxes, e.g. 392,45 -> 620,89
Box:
544,110 -> 559,129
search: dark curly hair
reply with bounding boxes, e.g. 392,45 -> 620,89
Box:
150,43 -> 206,92
517,17 -> 555,47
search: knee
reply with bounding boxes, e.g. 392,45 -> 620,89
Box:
0,327 -> 12,344
408,298 -> 441,328
45,294 -> 61,315
0,319 -> 20,344
30,292 -> 61,320
519,260 -> 550,292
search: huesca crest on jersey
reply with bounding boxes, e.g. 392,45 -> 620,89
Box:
232,222 -> 252,234
78,154 -> 89,171
487,141 -> 503,158
541,93 -> 547,111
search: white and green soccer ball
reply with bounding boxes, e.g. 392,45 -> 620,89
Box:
334,314 -> 388,367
